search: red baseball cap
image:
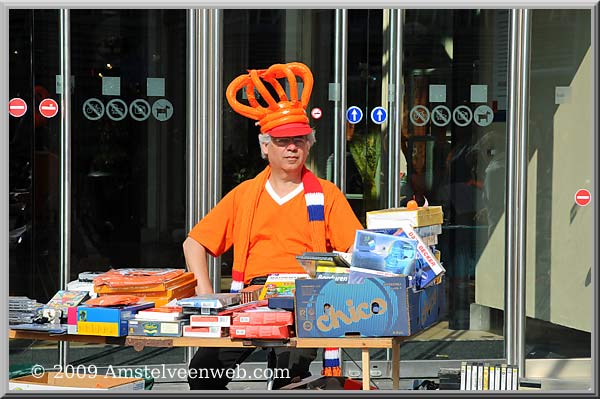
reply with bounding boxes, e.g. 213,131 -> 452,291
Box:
266,122 -> 313,138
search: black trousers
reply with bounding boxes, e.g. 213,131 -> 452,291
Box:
187,346 -> 318,390
188,276 -> 317,390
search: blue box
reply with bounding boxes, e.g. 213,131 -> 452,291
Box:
352,228 -> 445,290
268,296 -> 295,311
77,302 -> 155,324
294,277 -> 445,338
352,230 -> 420,275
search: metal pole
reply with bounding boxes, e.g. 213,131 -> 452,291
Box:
185,8 -> 201,365
505,8 -> 531,377
333,10 -> 347,193
387,9 -> 404,208
208,9 -> 223,293
186,9 -> 200,232
59,8 -> 72,370
199,9 -> 210,218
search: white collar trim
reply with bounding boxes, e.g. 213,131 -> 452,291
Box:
265,181 -> 304,205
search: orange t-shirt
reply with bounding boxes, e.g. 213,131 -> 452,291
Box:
188,177 -> 363,284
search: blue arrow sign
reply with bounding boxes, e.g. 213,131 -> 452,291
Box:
346,106 -> 363,124
370,106 -> 387,124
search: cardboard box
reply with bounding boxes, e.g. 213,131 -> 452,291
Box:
232,309 -> 294,326
347,266 -> 403,285
366,206 -> 444,228
315,266 -> 350,282
230,324 -> 290,339
295,276 -> 446,338
177,293 -> 241,308
258,273 -> 309,300
190,315 -> 231,327
67,306 -> 78,334
77,302 -> 154,324
77,302 -> 154,337
95,271 -> 195,294
77,320 -> 129,337
9,372 -> 144,391
183,325 -> 227,338
127,319 -> 185,337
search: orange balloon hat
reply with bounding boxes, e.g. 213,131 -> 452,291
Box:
226,62 -> 314,136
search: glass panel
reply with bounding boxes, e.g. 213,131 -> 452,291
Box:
68,9 -> 187,367
219,8 -> 337,368
524,9 -> 591,359
346,10 -> 386,223
401,9 -> 509,360
9,9 -> 61,372
220,9 -> 337,287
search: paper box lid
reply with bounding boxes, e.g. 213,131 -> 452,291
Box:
367,206 -> 444,228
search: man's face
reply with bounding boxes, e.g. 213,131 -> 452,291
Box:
263,135 -> 310,173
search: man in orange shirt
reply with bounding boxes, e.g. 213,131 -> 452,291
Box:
183,62 -> 363,390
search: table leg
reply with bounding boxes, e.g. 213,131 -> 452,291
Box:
362,348 -> 370,390
392,338 -> 400,389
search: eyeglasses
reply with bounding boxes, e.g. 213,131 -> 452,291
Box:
271,136 -> 308,147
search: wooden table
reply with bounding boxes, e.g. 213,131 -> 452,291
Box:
9,330 -> 405,390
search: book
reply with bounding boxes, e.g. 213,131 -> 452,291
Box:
296,253 -> 349,277
135,306 -> 183,321
470,362 -> 477,390
46,290 -> 90,312
93,268 -> 185,288
512,365 -> 519,390
217,300 -> 269,315
477,363 -> 483,390
297,252 -> 350,267
483,363 -> 489,390
258,274 -> 309,300
500,364 -> 507,390
506,364 -> 513,390
177,293 -> 241,308
95,272 -> 196,294
489,365 -> 495,390
465,363 -> 472,390
460,361 -> 467,390
11,323 -> 68,334
494,364 -> 501,390
190,315 -> 231,327
183,325 -> 228,338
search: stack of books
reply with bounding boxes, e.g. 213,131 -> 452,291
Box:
128,306 -> 186,337
93,268 -> 197,307
460,361 -> 519,390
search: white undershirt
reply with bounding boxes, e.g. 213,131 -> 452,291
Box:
265,181 -> 304,205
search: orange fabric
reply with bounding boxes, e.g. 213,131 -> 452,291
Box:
188,172 -> 363,285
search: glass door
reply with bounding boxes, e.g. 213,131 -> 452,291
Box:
8,8 -> 189,380
220,8 -> 340,376
398,7 -> 508,366
522,8 -> 592,376
220,9 -> 339,288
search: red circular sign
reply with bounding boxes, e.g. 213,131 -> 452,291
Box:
311,107 -> 322,119
39,98 -> 59,118
9,98 -> 27,117
574,189 -> 591,207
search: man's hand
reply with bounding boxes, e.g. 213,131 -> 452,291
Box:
183,237 -> 215,295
